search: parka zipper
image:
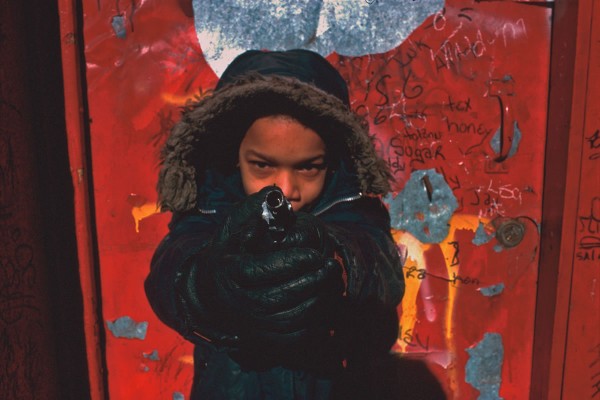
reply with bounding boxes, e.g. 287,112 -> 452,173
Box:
313,192 -> 363,216
197,208 -> 217,214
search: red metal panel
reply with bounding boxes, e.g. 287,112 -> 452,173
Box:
529,1 -> 600,398
560,2 -> 600,398
80,3 -> 205,397
332,5 -> 550,398
76,1 -> 552,398
530,0 -> 580,398
57,0 -> 106,398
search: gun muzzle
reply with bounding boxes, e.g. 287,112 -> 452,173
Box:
262,186 -> 294,243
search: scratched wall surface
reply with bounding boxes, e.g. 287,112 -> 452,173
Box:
80,0 -> 551,398
561,2 -> 600,398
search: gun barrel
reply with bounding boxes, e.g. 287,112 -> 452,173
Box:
265,189 -> 285,212
262,186 -> 294,242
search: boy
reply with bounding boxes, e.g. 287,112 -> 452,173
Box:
146,49 -> 405,399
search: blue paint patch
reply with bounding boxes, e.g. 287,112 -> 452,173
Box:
142,365 -> 150,372
384,169 -> 458,243
480,283 -> 505,297
111,15 -> 127,39
143,349 -> 160,361
173,392 -> 185,400
465,333 -> 504,400
493,244 -> 503,253
193,0 -> 443,76
491,121 -> 522,159
472,221 -> 494,245
106,316 -> 148,340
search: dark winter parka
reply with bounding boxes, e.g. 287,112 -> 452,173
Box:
145,50 -> 405,399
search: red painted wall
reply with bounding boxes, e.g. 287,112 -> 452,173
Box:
552,2 -> 600,398
72,0 -> 553,398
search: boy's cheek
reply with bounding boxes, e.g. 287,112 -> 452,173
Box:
239,164 -> 261,195
240,172 -> 269,196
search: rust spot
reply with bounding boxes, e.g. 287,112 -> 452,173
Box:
64,32 -> 76,45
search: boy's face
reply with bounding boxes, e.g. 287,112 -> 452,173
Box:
239,115 -> 328,211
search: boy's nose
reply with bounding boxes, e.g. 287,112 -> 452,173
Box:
276,171 -> 300,202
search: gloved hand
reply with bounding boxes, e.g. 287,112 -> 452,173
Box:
179,187 -> 344,349
281,211 -> 333,253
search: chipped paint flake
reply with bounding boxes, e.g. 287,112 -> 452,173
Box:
143,349 -> 160,361
106,316 -> 148,340
465,333 -> 504,400
111,15 -> 127,39
480,283 -> 505,297
473,221 -> 494,245
173,392 -> 185,400
384,169 -> 458,243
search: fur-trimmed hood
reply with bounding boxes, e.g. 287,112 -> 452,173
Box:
158,74 -> 392,212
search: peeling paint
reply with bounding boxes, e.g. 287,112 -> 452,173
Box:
193,0 -> 442,76
173,392 -> 185,400
143,349 -> 160,361
491,121 -> 522,159
473,221 -> 494,245
111,15 -> 127,39
465,333 -> 504,400
106,316 -> 148,340
384,169 -> 458,243
480,283 -> 505,297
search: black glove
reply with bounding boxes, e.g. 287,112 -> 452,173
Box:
281,211 -> 333,252
179,187 -> 344,349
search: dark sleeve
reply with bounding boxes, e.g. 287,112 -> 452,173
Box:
320,197 -> 405,359
321,197 -> 404,307
144,212 -> 216,341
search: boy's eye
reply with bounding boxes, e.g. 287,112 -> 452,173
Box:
297,163 -> 327,175
250,161 -> 271,169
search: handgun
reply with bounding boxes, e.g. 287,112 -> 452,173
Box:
261,186 -> 295,243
